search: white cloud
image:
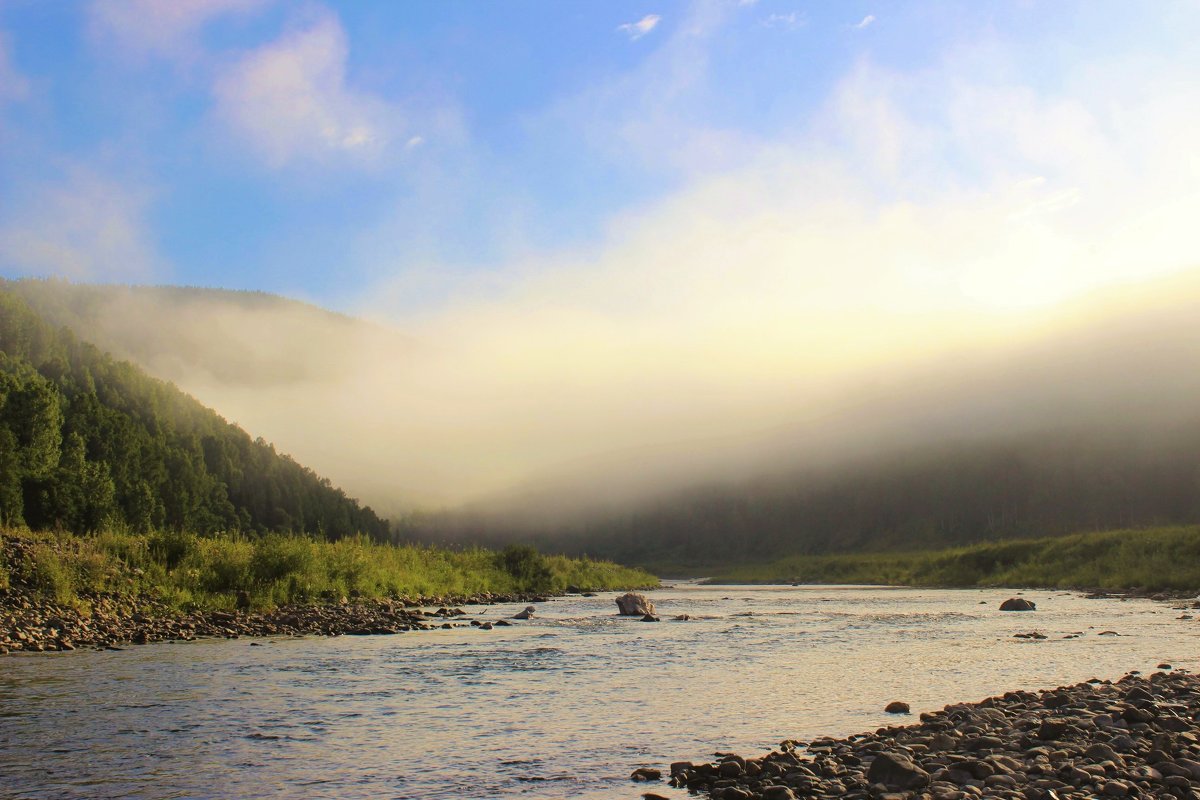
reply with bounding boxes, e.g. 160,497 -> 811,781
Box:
212,11 -> 407,167
87,0 -> 271,64
0,168 -> 161,281
763,12 -> 804,29
0,32 -> 29,102
854,14 -> 876,29
617,14 -> 662,41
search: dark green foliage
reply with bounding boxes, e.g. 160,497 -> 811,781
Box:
496,544 -> 554,592
0,282 -> 389,540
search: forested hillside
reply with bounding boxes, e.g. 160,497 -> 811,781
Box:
0,283 -> 389,539
412,422 -> 1200,569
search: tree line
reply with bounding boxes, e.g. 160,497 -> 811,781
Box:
0,283 -> 389,540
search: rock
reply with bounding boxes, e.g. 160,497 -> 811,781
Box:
1038,719 -> 1070,740
616,593 -> 656,616
867,752 -> 931,790
630,767 -> 662,781
478,622 -> 493,630
512,606 -> 536,620
885,701 -> 911,714
1159,663 -> 1173,669
762,787 -> 798,800
641,614 -> 660,622
672,614 -> 693,621
1000,598 -> 1036,611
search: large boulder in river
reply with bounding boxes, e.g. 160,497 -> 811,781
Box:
1000,597 -> 1036,611
616,593 -> 655,616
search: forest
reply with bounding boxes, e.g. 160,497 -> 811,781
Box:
412,422 -> 1200,571
0,283 -> 390,540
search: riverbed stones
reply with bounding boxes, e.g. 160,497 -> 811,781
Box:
1000,597 -> 1037,611
512,605 -> 536,620
657,671 -> 1200,800
885,701 -> 911,714
867,752 -> 931,790
616,593 -> 656,616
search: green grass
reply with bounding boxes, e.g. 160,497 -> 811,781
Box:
1,528 -> 658,611
708,525 -> 1200,591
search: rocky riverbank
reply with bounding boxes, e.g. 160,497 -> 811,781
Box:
648,670 -> 1200,800
0,590 -> 552,654
0,533 -> 556,654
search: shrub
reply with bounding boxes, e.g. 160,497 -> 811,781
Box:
497,544 -> 554,592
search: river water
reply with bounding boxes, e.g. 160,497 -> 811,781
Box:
2,584 -> 1197,799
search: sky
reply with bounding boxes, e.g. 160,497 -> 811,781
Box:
3,1 -> 1200,510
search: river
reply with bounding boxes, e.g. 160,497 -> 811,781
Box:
2,584 -> 1196,799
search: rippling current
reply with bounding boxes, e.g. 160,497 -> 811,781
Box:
2,585 -> 1197,799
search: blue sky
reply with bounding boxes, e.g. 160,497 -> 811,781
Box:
4,1 -> 1196,314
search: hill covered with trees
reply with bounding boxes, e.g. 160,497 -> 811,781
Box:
0,281 -> 390,539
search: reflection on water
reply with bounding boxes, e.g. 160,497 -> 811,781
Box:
1,585 -> 1196,799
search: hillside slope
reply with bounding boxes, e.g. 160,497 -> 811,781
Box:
0,282 -> 389,539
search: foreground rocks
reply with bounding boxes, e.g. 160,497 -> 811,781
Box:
661,669 -> 1200,800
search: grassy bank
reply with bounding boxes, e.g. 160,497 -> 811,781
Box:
708,525 -> 1200,591
0,528 -> 658,611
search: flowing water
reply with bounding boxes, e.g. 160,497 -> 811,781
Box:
2,584 -> 1197,799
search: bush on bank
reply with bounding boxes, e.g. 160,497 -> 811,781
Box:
0,528 -> 658,611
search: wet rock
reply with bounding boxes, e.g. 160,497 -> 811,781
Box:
512,606 -> 536,620
885,701 -> 911,714
1000,598 -> 1037,611
616,593 -> 656,616
641,614 -> 660,622
631,767 -> 662,781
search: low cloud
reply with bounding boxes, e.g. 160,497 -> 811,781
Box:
0,168 -> 161,281
617,14 -> 662,41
